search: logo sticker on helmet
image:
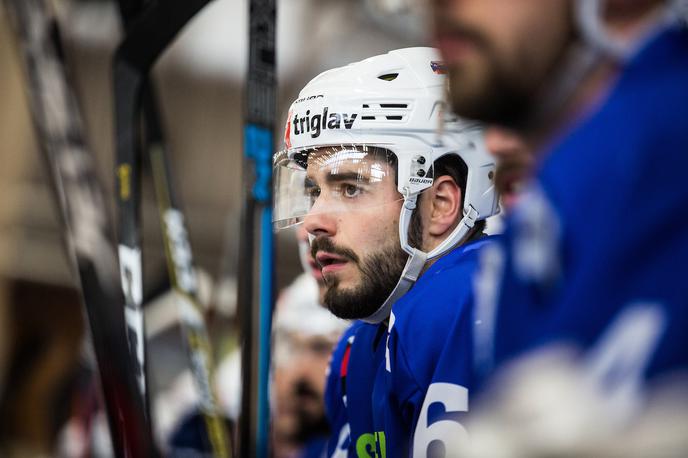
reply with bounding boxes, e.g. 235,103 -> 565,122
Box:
292,108 -> 358,139
284,110 -> 292,149
431,61 -> 447,74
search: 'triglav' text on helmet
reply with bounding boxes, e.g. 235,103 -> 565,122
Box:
273,47 -> 499,324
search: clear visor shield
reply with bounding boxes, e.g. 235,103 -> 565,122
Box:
273,145 -> 431,230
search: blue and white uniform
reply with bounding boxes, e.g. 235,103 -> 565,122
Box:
475,26 -> 688,394
326,237 -> 496,457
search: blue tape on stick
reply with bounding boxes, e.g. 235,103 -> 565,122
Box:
244,124 -> 273,203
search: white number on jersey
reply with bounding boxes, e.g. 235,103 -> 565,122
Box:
413,383 -> 469,458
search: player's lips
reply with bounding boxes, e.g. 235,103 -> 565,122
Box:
315,252 -> 349,275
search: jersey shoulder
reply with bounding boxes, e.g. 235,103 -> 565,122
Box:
388,237 -> 498,390
392,236 -> 497,332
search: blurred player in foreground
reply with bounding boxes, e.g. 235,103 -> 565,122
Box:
432,0 -> 688,455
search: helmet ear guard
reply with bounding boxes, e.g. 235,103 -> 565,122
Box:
458,131 -> 500,225
397,128 -> 499,260
363,128 -> 498,325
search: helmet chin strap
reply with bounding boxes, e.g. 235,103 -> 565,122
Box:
362,193 -> 479,324
576,0 -> 632,61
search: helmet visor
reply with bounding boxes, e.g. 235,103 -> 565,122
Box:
274,145 -> 426,230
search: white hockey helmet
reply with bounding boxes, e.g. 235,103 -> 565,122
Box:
273,47 -> 499,323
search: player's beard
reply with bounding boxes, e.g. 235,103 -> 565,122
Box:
444,24 -> 576,131
437,19 -> 542,129
448,61 -> 532,129
311,236 -> 408,320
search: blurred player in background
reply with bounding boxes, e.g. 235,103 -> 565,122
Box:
271,256 -> 348,458
164,224 -> 347,457
432,0 -> 688,455
274,47 -> 500,456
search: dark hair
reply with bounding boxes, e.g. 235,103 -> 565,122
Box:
407,154 -> 486,249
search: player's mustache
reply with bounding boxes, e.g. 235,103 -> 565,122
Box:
310,236 -> 359,265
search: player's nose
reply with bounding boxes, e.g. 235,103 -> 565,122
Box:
303,199 -> 337,238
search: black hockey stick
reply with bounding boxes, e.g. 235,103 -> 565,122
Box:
113,0 -> 198,401
113,0 -> 231,455
3,0 -> 156,455
239,1 -> 277,457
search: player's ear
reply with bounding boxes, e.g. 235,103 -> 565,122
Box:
426,175 -> 462,238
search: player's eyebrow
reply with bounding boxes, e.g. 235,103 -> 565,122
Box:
305,171 -> 370,188
324,172 -> 368,184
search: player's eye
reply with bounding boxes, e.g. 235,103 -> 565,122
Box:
306,185 -> 321,203
342,184 -> 361,198
306,185 -> 320,197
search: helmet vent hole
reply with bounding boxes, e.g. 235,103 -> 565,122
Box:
378,73 -> 399,81
361,100 -> 410,122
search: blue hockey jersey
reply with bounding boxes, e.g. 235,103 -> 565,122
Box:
474,26 -> 688,395
326,237 -> 496,457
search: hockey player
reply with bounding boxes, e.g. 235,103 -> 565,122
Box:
432,0 -> 688,429
273,47 -> 500,456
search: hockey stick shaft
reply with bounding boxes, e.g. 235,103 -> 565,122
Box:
149,144 -> 232,457
114,14 -> 146,409
112,0 -> 209,401
3,0 -> 156,455
239,1 -> 277,456
114,0 -> 214,408
113,1 -> 231,455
